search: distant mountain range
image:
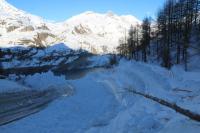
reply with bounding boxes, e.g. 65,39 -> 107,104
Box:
0,0 -> 141,53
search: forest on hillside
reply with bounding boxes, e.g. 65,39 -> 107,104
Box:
117,0 -> 200,71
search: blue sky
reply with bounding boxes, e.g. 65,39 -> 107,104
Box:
7,0 -> 165,22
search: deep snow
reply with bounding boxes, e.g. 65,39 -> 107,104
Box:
1,60 -> 200,133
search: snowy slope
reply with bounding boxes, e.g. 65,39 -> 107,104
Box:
59,11 -> 141,53
0,0 -> 141,53
0,0 -> 60,47
1,60 -> 200,133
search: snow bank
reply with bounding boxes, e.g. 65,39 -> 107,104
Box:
1,60 -> 200,133
23,71 -> 67,89
0,79 -> 30,93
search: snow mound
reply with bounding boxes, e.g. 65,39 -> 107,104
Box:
0,79 -> 30,93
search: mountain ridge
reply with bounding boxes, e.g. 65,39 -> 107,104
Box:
0,0 -> 141,53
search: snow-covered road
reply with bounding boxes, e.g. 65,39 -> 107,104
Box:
0,69 -> 121,133
1,60 -> 200,133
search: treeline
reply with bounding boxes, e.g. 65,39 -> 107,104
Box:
117,19 -> 151,62
117,0 -> 200,70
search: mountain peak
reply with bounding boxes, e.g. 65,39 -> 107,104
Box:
81,11 -> 115,17
0,1 -> 141,54
83,11 -> 95,15
0,0 -> 14,8
66,11 -> 141,26
106,11 -> 115,16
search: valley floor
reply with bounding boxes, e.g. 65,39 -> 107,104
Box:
0,60 -> 200,133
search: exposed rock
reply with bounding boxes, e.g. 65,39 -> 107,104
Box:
34,32 -> 56,47
17,21 -> 23,25
19,39 -> 35,45
0,20 -> 6,25
20,26 -> 35,32
39,32 -> 55,40
6,26 -> 19,32
97,33 -> 106,37
101,45 -> 108,53
91,47 -> 98,54
74,24 -> 92,34
37,25 -> 50,30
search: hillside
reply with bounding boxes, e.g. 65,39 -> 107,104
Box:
0,0 -> 141,53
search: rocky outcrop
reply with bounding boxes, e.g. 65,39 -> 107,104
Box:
37,25 -> 50,30
18,32 -> 56,47
34,32 -> 56,47
19,39 -> 35,45
20,26 -> 35,32
0,20 -> 6,25
73,24 -> 92,34
6,26 -> 19,32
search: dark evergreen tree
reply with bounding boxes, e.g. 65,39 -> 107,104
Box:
117,0 -> 200,70
141,17 -> 151,62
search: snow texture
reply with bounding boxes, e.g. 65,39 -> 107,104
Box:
1,60 -> 200,133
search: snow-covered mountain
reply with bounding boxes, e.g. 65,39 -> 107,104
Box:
0,0 -> 61,47
0,0 -> 141,53
60,11 -> 141,53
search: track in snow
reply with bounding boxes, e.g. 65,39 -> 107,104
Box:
0,89 -> 59,126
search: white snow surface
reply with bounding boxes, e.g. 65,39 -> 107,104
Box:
60,11 -> 141,53
1,60 -> 200,133
0,79 -> 30,93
